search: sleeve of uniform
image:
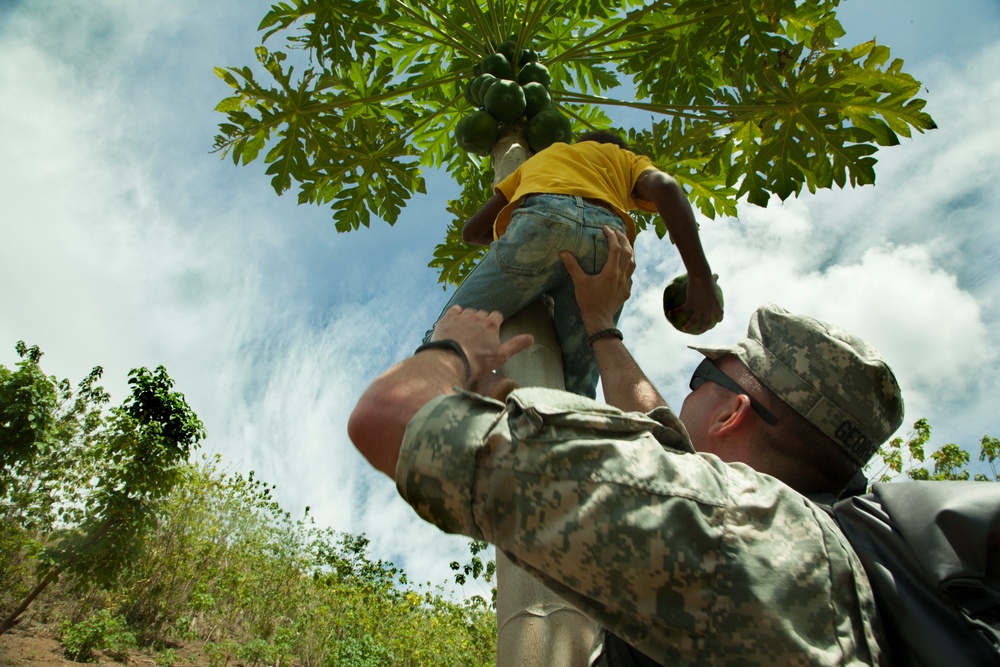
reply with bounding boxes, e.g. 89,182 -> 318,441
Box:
398,386 -> 733,663
396,389 -> 507,539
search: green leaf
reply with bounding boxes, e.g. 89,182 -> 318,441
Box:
429,222 -> 487,286
214,96 -> 243,113
213,67 -> 240,89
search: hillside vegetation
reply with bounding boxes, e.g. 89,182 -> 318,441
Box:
1,343 -> 495,666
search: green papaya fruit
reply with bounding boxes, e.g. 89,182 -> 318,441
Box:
497,39 -> 517,66
518,49 -> 539,67
517,61 -> 550,88
455,111 -> 499,156
470,73 -> 497,106
483,79 -> 526,123
480,52 -> 512,80
661,274 -> 725,332
526,109 -> 572,152
464,78 -> 478,107
521,82 -> 551,119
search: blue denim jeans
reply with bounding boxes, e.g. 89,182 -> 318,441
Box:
425,194 -> 626,398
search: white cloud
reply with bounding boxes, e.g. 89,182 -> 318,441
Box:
627,225 -> 991,412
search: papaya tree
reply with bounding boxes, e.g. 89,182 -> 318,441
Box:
0,344 -> 205,635
213,0 -> 936,285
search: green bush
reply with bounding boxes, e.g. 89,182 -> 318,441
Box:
0,520 -> 33,614
325,634 -> 394,667
154,647 -> 177,667
238,638 -> 278,666
60,610 -> 137,663
204,639 -> 239,667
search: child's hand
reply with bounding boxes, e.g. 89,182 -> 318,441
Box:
673,274 -> 723,335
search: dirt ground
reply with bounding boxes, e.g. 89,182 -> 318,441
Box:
0,628 -> 206,667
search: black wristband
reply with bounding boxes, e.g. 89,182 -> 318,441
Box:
414,340 -> 471,384
586,327 -> 623,347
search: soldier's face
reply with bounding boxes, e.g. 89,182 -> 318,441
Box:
679,355 -> 763,454
678,362 -> 730,451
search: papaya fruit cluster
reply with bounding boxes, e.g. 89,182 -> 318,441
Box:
455,37 -> 573,156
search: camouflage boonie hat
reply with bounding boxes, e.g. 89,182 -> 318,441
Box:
690,303 -> 904,466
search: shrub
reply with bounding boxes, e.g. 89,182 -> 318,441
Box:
60,610 -> 137,663
324,634 -> 394,667
154,647 -> 178,667
205,639 -> 241,667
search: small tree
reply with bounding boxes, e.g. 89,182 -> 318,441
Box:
872,418 -> 1000,483
1,342 -> 108,533
0,343 -> 205,635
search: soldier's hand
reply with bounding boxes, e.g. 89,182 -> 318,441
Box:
431,306 -> 533,378
560,225 -> 635,333
466,371 -> 518,402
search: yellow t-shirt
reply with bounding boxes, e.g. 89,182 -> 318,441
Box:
493,141 -> 658,242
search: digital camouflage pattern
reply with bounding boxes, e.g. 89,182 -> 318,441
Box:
692,303 -> 904,466
397,387 -> 884,666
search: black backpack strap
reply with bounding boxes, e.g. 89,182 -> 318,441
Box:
592,630 -> 664,667
944,579 -> 1000,653
833,481 -> 1000,666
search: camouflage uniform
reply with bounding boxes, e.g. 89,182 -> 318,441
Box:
397,387 -> 882,665
397,304 -> 902,666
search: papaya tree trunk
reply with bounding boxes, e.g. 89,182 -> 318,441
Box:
492,128 -> 598,667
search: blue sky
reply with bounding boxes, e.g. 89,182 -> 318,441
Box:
2,0 -> 999,594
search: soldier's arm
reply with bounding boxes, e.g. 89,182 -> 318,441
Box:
348,307 -> 532,477
590,334 -> 668,414
560,226 -> 667,413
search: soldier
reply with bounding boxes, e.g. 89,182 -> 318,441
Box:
349,226 -> 903,666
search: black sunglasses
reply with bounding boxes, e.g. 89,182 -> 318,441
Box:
689,358 -> 778,425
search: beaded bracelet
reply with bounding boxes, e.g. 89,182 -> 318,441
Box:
414,339 -> 471,383
586,327 -> 624,347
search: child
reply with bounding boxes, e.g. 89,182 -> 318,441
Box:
424,130 -> 722,398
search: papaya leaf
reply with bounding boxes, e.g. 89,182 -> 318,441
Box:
428,222 -> 487,286
428,162 -> 493,284
216,0 -> 936,284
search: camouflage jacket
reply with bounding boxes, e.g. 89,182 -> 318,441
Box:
396,387 -> 884,666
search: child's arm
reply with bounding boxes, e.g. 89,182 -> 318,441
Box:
633,169 -> 723,334
462,191 -> 510,246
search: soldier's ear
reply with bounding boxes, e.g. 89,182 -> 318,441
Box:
707,394 -> 754,437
